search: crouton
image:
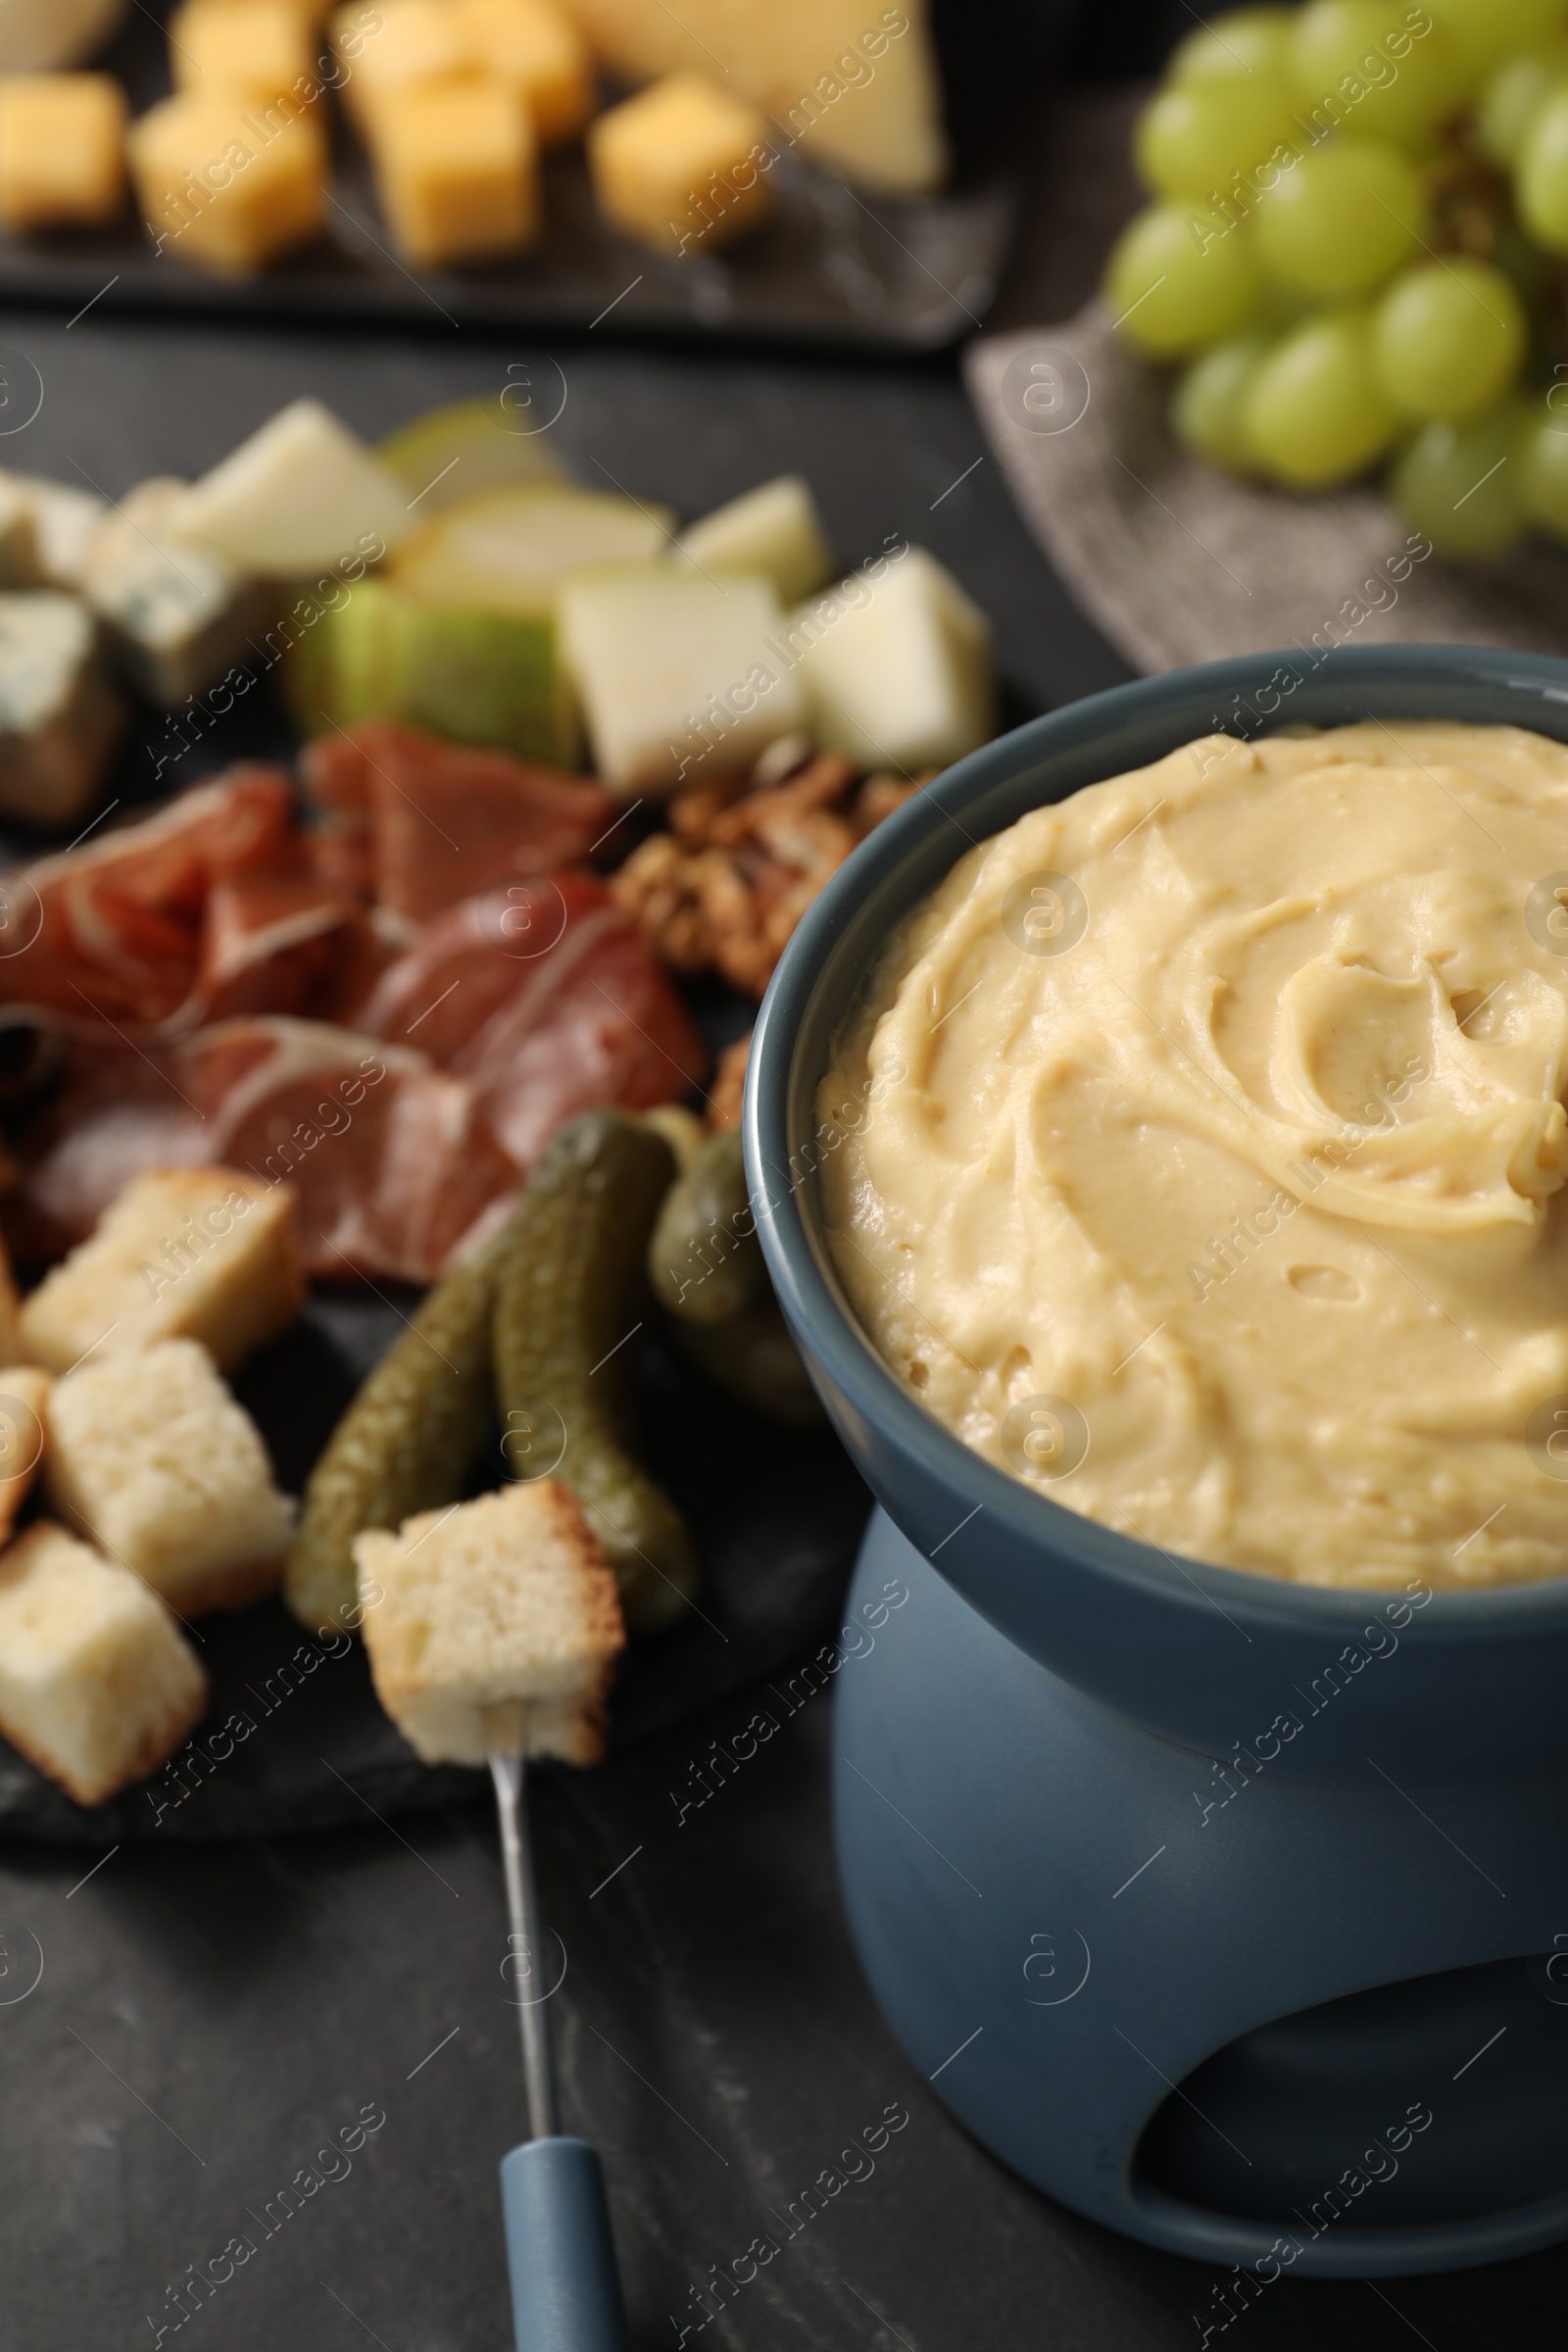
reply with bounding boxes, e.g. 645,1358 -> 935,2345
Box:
356,1480 -> 624,1766
0,1365 -> 49,1544
19,1166 -> 304,1376
46,1338 -> 294,1617
0,1521 -> 208,1806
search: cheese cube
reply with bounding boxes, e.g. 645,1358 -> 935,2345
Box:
0,1522 -> 208,1807
588,71 -> 774,256
370,79 -> 540,269
47,1339 -> 295,1617
80,476 -> 272,708
129,91 -> 328,273
330,0 -> 471,134
19,1166 -> 306,1377
169,1 -> 315,102
788,548 -> 996,774
3,474 -> 107,589
0,74 -> 127,231
558,565 -> 804,795
451,0 -> 594,145
0,592 -> 124,828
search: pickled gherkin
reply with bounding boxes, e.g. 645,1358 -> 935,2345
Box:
649,1127 -> 823,1427
282,1228 -> 509,1635
494,1110 -> 699,1630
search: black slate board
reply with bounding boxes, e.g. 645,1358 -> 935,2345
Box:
0,1 -> 1019,350
0,1294 -> 872,1842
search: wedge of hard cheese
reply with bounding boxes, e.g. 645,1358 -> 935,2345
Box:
560,0 -> 948,196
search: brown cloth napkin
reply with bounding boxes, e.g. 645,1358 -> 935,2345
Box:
965,302 -> 1568,673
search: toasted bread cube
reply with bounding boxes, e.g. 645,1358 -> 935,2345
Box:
588,70 -> 773,257
357,1481 -> 624,1766
19,1167 -> 305,1377
451,0 -> 593,145
0,1522 -> 208,1805
0,75 -> 127,232
0,1366 -> 49,1544
129,91 -> 327,274
330,0 -> 471,134
169,2 -> 316,102
0,592 -> 125,829
369,78 -> 539,269
46,1339 -> 293,1616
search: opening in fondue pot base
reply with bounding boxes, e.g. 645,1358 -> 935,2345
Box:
838,1512 -> 1568,2278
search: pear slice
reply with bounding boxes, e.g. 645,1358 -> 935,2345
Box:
380,396 -> 566,515
558,564 -> 805,795
388,481 -> 674,614
787,548 -> 995,774
677,475 -> 834,604
287,577 -> 578,766
172,399 -> 413,579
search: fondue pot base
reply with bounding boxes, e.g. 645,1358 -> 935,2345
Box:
837,1510 -> 1568,2278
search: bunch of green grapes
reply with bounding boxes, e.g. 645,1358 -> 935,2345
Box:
1104,0 -> 1568,556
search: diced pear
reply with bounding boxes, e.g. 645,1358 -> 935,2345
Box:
379,396 -> 565,513
787,548 -> 995,774
388,481 -> 673,614
676,474 -> 834,603
558,564 -> 805,796
390,599 -> 576,763
171,399 -> 412,577
287,577 -> 578,764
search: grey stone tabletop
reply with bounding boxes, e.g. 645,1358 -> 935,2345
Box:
0,130 -> 1560,2352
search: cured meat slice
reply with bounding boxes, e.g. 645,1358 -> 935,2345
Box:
0,766 -> 304,1032
353,879 -> 709,1165
201,870 -> 357,1021
301,722 -> 614,923
188,1018 -> 520,1282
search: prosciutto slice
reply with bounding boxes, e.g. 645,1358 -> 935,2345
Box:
301,722 -> 614,923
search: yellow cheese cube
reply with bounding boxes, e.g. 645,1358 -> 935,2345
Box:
452,0 -> 594,146
0,75 -> 127,231
588,71 -> 774,257
129,92 -> 328,273
330,0 -> 472,134
169,0 -> 315,101
370,77 -> 540,268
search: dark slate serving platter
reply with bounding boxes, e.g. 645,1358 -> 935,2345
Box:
0,1296 -> 872,1842
0,0 -> 1025,350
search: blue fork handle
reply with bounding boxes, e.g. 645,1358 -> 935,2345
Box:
500,2136 -> 630,2352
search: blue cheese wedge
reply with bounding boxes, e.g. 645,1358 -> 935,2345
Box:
80,476 -> 273,708
0,590 -> 124,825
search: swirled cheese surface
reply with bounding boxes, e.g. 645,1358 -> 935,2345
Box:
818,722 -> 1568,1590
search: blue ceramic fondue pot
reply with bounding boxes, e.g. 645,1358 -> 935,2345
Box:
745,647 -> 1568,2278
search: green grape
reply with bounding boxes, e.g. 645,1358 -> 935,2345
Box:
1370,259 -> 1527,422
1171,333 -> 1273,471
1516,85 -> 1568,252
1476,44 -> 1568,167
1241,308 -> 1400,486
1253,138 -> 1430,296
1169,7 -> 1297,85
1135,74 -> 1299,201
1390,399 -> 1530,554
1427,0 -> 1567,78
1515,401 -> 1568,536
1288,0 -> 1467,153
1103,204 -> 1265,358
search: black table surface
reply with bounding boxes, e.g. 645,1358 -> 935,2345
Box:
0,122 -> 1560,2351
